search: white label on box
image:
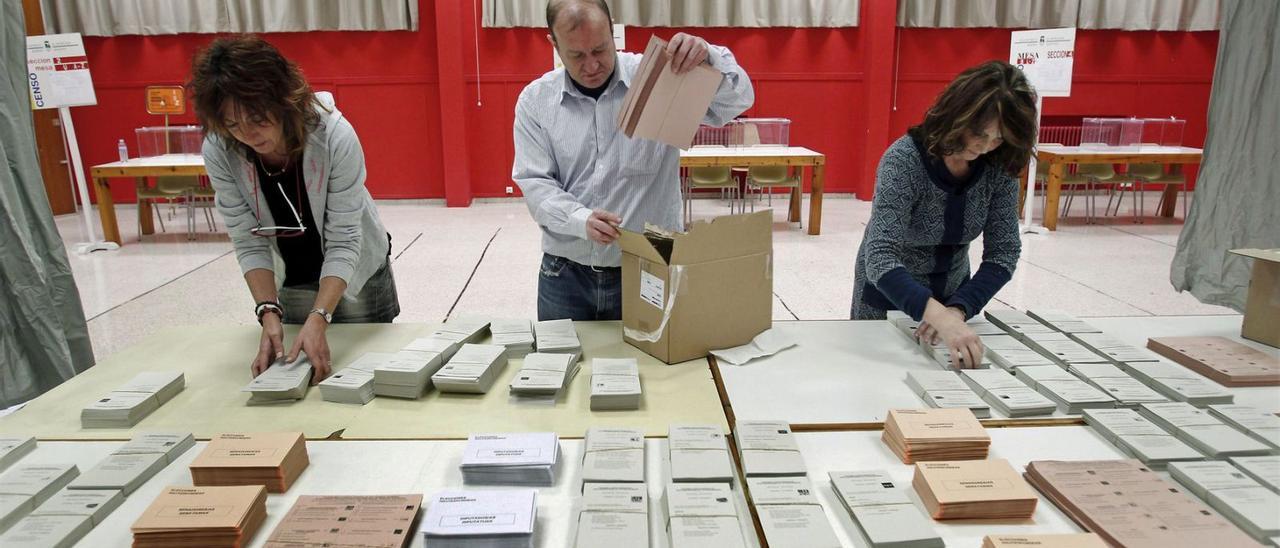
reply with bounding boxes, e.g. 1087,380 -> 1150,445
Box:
640,271 -> 664,309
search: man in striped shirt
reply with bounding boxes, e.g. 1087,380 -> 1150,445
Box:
513,0 -> 754,321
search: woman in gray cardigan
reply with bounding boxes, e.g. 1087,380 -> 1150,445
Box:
190,36 -> 398,382
851,61 -> 1037,369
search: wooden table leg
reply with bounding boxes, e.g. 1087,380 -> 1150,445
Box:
137,177 -> 155,235
1044,162 -> 1065,231
93,177 -> 122,245
807,163 -> 825,235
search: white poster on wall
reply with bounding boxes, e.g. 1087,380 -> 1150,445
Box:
553,24 -> 626,70
1009,27 -> 1076,98
26,33 -> 98,109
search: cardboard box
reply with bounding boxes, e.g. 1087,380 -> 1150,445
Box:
620,211 -> 772,364
1229,249 -> 1280,348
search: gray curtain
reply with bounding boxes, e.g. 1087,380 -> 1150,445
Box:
897,0 -> 1218,30
485,0 -> 860,27
41,0 -> 419,36
0,0 -> 94,407
1170,0 -> 1280,310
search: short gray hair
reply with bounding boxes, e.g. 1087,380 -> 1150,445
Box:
546,0 -> 612,41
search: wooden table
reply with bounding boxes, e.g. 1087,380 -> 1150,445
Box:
680,146 -> 826,235
1032,144 -> 1202,231
89,154 -> 206,245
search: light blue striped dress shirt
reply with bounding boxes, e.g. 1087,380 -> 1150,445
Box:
512,45 -> 754,267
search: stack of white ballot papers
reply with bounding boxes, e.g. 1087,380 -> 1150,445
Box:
668,425 -> 735,484
734,421 -> 806,477
666,482 -> 747,548
421,489 -> 536,548
1125,361 -> 1234,405
906,370 -> 991,418
242,356 -> 312,404
581,428 -> 646,484
1169,460 -> 1280,543
984,334 -> 1058,370
1209,404 -> 1280,449
748,476 -> 841,548
373,350 -> 444,399
534,319 -> 582,360
459,432 -> 560,486
509,352 -> 579,403
0,437 -> 36,472
1082,408 -> 1201,468
491,319 -> 535,359
1069,332 -> 1160,364
30,487 -> 124,526
317,353 -> 380,404
67,452 -> 167,496
829,470 -> 944,548
984,309 -> 1058,338
590,358 -> 642,411
432,344 -> 508,394
0,463 -> 79,508
574,483 -> 649,548
113,433 -> 196,465
1024,332 -> 1110,366
961,369 -> 1057,417
1139,402 -> 1273,458
1067,363 -> 1168,407
0,513 -> 93,547
709,328 -> 797,366
1016,365 -> 1116,414
81,371 -> 185,428
1026,309 -> 1102,334
429,317 -> 491,352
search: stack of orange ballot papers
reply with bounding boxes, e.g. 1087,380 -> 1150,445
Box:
882,408 -> 991,463
131,485 -> 267,548
190,432 -> 309,493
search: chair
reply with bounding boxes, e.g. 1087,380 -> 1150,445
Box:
745,165 -> 802,228
684,166 -> 740,224
136,176 -> 199,240
1060,163 -> 1119,224
188,179 -> 218,235
1127,163 -> 1189,220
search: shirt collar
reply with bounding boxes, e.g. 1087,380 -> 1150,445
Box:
559,55 -> 629,103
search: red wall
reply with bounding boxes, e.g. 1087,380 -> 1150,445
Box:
71,0 -> 1217,204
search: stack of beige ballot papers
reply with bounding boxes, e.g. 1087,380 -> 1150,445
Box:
81,371 -> 185,427
131,485 -> 267,548
665,482 -> 748,548
1148,336 -> 1280,387
243,356 -> 312,404
490,319 -> 535,359
882,408 -> 991,463
431,343 -> 508,394
574,483 -> 649,548
982,533 -> 1109,548
581,427 -> 645,484
668,424 -> 735,484
829,470 -> 943,548
373,349 -> 444,399
590,358 -> 642,410
912,459 -> 1038,520
734,420 -> 807,477
263,494 -> 422,548
617,35 -> 723,149
534,319 -> 582,360
190,432 -> 309,493
509,352 -> 580,402
748,476 -> 841,548
1024,459 -> 1262,548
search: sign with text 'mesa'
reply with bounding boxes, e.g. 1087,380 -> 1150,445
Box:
27,33 -> 98,110
1009,27 -> 1076,98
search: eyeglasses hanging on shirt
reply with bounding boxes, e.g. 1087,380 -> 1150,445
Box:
249,154 -> 308,238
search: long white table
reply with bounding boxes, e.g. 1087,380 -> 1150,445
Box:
18,438 -> 761,548
715,316 -> 1280,429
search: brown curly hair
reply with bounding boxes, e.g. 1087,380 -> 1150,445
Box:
908,61 -> 1039,176
188,35 -> 321,159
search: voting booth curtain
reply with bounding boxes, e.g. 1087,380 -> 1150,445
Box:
39,0 -> 419,35
1171,0 -> 1280,311
0,0 -> 94,408
897,0 -> 1218,30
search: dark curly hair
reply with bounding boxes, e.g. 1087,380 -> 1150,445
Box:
908,61 -> 1039,176
187,35 -> 320,159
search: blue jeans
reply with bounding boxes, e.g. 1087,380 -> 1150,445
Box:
537,253 -> 622,321
279,260 -> 400,324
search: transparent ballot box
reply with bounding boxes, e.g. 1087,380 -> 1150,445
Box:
735,117 -> 791,146
135,125 -> 202,157
1081,117 -> 1144,148
1141,117 -> 1186,147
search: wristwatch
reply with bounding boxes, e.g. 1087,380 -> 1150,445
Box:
309,307 -> 333,324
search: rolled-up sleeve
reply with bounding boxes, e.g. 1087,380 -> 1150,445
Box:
318,117 -> 366,284
701,44 -> 755,127
512,91 -> 591,241
205,138 -> 274,275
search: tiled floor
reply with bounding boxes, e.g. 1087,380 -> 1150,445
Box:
53,191 -> 1233,363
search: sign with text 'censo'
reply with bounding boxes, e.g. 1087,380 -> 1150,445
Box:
27,33 -> 97,110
